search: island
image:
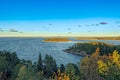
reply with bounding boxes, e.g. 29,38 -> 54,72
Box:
43,37 -> 71,42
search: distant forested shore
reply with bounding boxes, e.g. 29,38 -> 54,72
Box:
75,36 -> 120,40
1,36 -> 120,40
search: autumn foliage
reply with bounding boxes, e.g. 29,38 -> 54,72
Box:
97,50 -> 120,80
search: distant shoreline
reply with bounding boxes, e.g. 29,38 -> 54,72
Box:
0,36 -> 120,40
75,37 -> 120,40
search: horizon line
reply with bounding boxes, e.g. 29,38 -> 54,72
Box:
0,36 -> 120,38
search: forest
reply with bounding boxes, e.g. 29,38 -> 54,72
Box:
64,42 -> 120,56
0,42 -> 120,80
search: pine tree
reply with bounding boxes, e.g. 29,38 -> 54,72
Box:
37,53 -> 43,71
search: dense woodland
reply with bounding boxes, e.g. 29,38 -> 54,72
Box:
0,42 -> 120,80
65,42 -> 120,56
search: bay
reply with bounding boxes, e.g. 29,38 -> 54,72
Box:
0,37 -> 120,65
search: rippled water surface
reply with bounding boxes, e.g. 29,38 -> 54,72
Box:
0,38 -> 120,65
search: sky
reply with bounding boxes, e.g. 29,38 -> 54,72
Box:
0,0 -> 120,37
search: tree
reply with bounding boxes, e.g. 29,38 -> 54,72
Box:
97,50 -> 120,80
0,51 -> 21,80
11,64 -> 22,80
37,71 -> 44,80
60,64 -> 65,73
43,54 -> 57,78
66,63 -> 80,80
0,56 -> 8,80
37,53 -> 43,71
0,56 -> 8,72
79,48 -> 103,80
16,66 -> 28,80
16,65 -> 43,80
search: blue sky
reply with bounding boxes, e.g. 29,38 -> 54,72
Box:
0,0 -> 120,37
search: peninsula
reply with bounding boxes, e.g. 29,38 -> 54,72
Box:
63,42 -> 120,56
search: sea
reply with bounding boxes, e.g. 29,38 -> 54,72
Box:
0,37 -> 120,66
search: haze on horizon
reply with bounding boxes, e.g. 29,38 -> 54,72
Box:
0,0 -> 120,37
